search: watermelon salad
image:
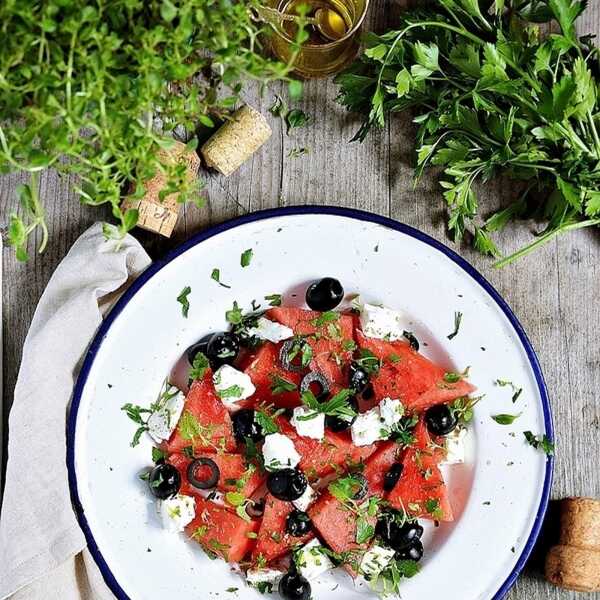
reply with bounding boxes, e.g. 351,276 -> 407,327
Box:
123,277 -> 477,599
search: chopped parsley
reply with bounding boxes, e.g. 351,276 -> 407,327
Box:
491,413 -> 522,425
355,348 -> 381,375
264,293 -> 282,306
424,498 -> 443,520
121,402 -> 152,446
225,301 -> 243,325
218,384 -> 243,399
311,310 -> 339,327
496,379 -> 524,403
211,268 -> 231,288
189,351 -> 210,381
176,285 -> 191,318
270,374 -> 297,394
299,389 -> 357,421
240,249 -> 253,267
450,395 -> 481,424
255,409 -> 281,434
152,446 -> 167,463
447,311 -> 463,340
523,431 -> 554,456
443,367 -> 470,383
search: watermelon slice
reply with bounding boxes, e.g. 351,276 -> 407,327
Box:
244,342 -> 303,409
185,497 -> 259,562
168,452 -> 264,499
387,419 -> 453,521
277,417 -> 377,480
362,441 -> 403,498
252,494 -> 314,563
355,331 -> 475,412
266,307 -> 354,385
166,374 -> 236,454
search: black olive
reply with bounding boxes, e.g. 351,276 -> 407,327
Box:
383,463 -> 404,492
232,409 -> 264,444
402,330 -> 420,351
247,498 -> 265,518
186,333 -> 213,364
148,463 -> 181,499
279,571 -> 311,600
299,371 -> 330,401
325,395 -> 358,432
205,332 -> 240,369
395,538 -> 424,562
305,277 -> 344,312
187,457 -> 220,490
279,339 -> 309,373
286,509 -> 313,537
425,404 -> 458,436
361,383 -> 375,400
267,468 -> 307,501
348,362 -> 370,393
376,518 -> 424,552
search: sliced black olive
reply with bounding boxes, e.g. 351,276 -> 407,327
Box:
350,473 -> 369,500
325,395 -> 358,432
395,538 -> 424,562
279,571 -> 311,600
403,330 -> 420,351
348,362 -> 370,393
187,457 -> 220,490
205,332 -> 240,369
279,339 -> 308,373
246,498 -> 265,518
148,463 -> 181,499
299,371 -> 330,401
305,277 -> 344,312
186,333 -> 213,365
232,409 -> 264,444
286,509 -> 313,537
376,518 -> 424,552
361,382 -> 375,401
267,468 -> 307,501
383,463 -> 404,492
425,404 -> 458,436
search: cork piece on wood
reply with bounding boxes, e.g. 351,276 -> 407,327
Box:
559,497 -> 600,550
123,140 -> 201,237
201,105 -> 272,177
545,544 -> 600,592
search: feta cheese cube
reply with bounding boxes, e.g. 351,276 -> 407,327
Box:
262,433 -> 301,471
291,407 -> 325,440
292,484 -> 317,512
158,494 -> 196,533
359,301 -> 408,341
213,364 -> 256,408
295,539 -> 334,581
379,397 -> 404,429
351,408 -> 385,446
441,426 -> 467,465
359,545 -> 396,578
147,389 -> 185,443
246,568 -> 284,589
246,317 -> 293,343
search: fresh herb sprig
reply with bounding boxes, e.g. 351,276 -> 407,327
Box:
2,1 -> 307,259
298,389 -> 358,421
337,0 -> 600,265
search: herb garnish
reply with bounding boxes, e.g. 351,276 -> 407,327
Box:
240,249 -> 253,268
211,268 -> 231,289
496,379 -> 524,403
492,413 -> 522,425
311,311 -> 339,327
447,311 -> 463,340
298,389 -> 357,421
225,301 -> 243,325
152,447 -> 167,463
523,431 -> 555,456
450,395 -> 482,424
177,286 -> 191,318
270,374 -> 298,394
255,409 -> 282,435
121,403 -> 152,447
286,108 -> 311,133
287,147 -> 309,158
264,293 -> 282,306
354,348 -> 381,374
189,352 -> 210,381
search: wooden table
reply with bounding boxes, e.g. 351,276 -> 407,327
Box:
1,4 -> 599,599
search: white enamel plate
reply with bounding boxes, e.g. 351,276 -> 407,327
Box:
68,207 -> 553,600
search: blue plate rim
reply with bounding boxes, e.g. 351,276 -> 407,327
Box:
66,205 -> 554,600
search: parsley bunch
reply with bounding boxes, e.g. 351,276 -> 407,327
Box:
0,0 -> 304,260
337,0 -> 600,265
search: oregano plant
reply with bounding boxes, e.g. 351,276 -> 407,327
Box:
0,0 -> 306,259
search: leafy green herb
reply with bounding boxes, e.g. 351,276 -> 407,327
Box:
492,413 -> 522,425
1,3 -> 306,258
425,498 -> 443,520
218,385 -> 243,399
524,431 -> 555,456
121,403 -> 152,447
286,337 -> 313,368
176,286 -> 192,318
225,301 -> 243,325
450,395 -> 482,424
240,249 -> 253,268
189,352 -> 210,381
299,389 -> 357,421
286,109 -> 311,133
342,339 -> 357,352
496,379 -> 524,402
255,409 -> 281,435
256,582 -> 273,594
226,588 -> 239,594
355,348 -> 381,375
211,268 -> 231,289
264,293 -> 282,306
152,447 -> 168,463
447,312 -> 463,340
269,95 -> 288,118
356,516 -> 376,544
443,367 -> 470,383
311,311 -> 340,327
337,0 -> 600,265
287,147 -> 309,158
270,374 -> 298,394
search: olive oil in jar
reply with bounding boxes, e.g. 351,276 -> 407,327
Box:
279,0 -> 354,44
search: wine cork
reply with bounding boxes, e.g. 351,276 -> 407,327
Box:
123,140 -> 201,237
201,105 -> 272,176
545,497 -> 600,592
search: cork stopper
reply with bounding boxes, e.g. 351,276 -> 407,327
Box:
201,105 -> 272,176
545,497 -> 600,592
122,140 -> 201,237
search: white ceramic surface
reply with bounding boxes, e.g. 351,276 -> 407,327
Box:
68,208 -> 552,600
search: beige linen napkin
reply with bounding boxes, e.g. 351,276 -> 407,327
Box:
0,223 -> 151,600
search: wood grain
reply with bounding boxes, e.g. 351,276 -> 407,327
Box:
1,3 -> 599,598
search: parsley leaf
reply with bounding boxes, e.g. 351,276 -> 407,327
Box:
523,431 -> 555,456
211,268 -> 231,289
177,286 -> 191,318
240,249 -> 253,267
492,413 -> 522,425
264,293 -> 282,306
189,352 -> 210,381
